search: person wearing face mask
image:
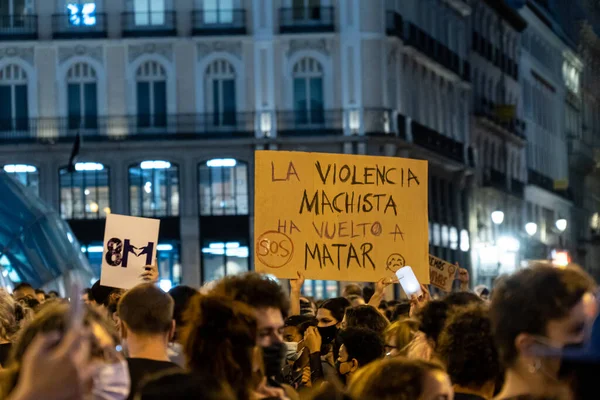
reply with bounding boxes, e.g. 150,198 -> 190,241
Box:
490,264 -> 596,400
211,272 -> 299,400
117,283 -> 182,400
0,302 -> 130,400
336,327 -> 385,385
282,315 -> 317,389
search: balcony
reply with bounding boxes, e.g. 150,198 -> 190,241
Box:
277,110 -> 343,136
475,98 -> 526,140
483,168 -> 506,191
411,120 -> 465,163
528,169 -> 573,201
511,178 -> 525,198
405,23 -> 466,80
0,15 -> 37,40
192,9 -> 246,35
52,13 -> 107,39
568,135 -> 595,172
385,11 -> 403,39
0,113 -> 256,143
122,11 -> 177,37
472,31 -> 518,79
279,7 -> 334,34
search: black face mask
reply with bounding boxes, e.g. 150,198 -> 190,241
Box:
262,342 -> 287,380
317,325 -> 338,345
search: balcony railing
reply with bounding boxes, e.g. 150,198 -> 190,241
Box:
475,98 -> 526,140
528,168 -> 573,201
472,31 -> 518,80
0,15 -> 37,40
411,120 -> 465,163
364,109 -> 397,136
192,9 -> 246,35
277,110 -> 343,136
279,7 -> 335,33
52,13 -> 107,39
385,11 -> 403,39
0,113 -> 256,143
405,23 -> 467,80
483,168 -> 506,190
122,11 -> 177,37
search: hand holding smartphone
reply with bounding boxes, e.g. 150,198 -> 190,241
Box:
395,266 -> 423,298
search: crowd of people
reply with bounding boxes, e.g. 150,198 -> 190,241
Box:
0,263 -> 599,399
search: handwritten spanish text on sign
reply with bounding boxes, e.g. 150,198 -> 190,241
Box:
254,151 -> 429,283
100,214 -> 160,290
428,255 -> 457,292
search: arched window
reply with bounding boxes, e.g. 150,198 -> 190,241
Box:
0,64 -> 28,131
67,62 -> 98,129
205,59 -> 236,126
129,160 -> 179,217
292,57 -> 324,124
198,158 -> 248,216
60,162 -> 110,220
136,61 -> 167,128
3,164 -> 39,195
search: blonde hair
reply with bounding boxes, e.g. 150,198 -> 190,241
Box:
385,318 -> 419,356
0,290 -> 17,342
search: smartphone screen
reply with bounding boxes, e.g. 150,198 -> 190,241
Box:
395,266 -> 422,297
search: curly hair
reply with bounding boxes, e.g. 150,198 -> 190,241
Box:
181,294 -> 258,399
490,265 -> 595,367
437,304 -> 500,388
210,272 -> 290,317
0,290 -> 18,341
344,305 -> 390,336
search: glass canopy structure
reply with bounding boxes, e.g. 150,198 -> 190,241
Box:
0,171 -> 93,290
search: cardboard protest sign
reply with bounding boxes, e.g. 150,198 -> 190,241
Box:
100,214 -> 160,289
254,151 -> 429,283
428,255 -> 457,292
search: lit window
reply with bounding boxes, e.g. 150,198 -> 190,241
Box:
60,163 -> 110,220
129,161 -> 179,217
199,159 -> 248,216
3,164 -> 39,195
67,2 -> 97,26
202,241 -> 249,283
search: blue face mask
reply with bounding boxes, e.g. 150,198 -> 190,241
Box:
89,359 -> 130,400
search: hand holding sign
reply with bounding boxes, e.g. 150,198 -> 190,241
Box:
100,214 -> 160,290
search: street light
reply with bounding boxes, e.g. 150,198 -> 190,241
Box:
525,222 -> 538,237
491,211 -> 505,225
556,219 -> 568,232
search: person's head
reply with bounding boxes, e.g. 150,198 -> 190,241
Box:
444,291 -> 484,308
12,283 -> 35,301
342,284 -> 363,299
137,371 -> 236,400
342,305 -> 390,336
283,315 -> 316,343
416,299 -> 451,346
347,358 -> 453,400
91,280 -> 117,308
490,265 -> 596,386
168,285 -> 197,339
1,302 -> 122,399
47,290 -> 59,300
362,286 -> 375,304
34,289 -> 46,304
390,300 -> 411,322
181,294 -> 258,399
117,283 -> 175,347
384,318 -> 420,357
0,290 -> 18,342
81,288 -> 92,304
317,297 -> 350,328
438,305 -> 499,398
337,327 -> 385,382
347,295 -> 365,307
211,272 -> 289,348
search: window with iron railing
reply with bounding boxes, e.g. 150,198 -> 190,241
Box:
0,64 -> 28,131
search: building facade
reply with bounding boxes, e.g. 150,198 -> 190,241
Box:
0,0 -> 475,294
469,0 -> 527,287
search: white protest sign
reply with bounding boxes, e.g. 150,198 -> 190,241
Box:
428,255 -> 458,292
100,214 -> 160,289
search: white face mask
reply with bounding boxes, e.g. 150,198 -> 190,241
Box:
285,342 -> 304,362
88,359 -> 131,400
